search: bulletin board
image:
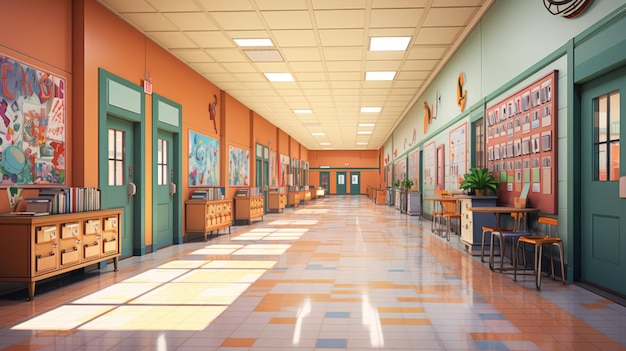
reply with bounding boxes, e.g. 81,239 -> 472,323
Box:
229,145 -> 250,186
408,148 -> 420,187
486,70 -> 557,214
0,55 -> 67,186
448,122 -> 468,190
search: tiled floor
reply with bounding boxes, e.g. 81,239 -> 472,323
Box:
1,196 -> 625,350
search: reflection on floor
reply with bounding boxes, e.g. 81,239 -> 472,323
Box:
1,196 -> 625,350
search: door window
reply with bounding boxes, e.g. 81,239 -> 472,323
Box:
157,138 -> 169,185
108,129 -> 125,186
593,91 -> 620,181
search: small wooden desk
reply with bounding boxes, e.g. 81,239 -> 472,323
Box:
467,206 -> 539,271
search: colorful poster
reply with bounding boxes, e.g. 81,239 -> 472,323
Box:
188,130 -> 219,186
0,55 -> 67,185
229,145 -> 250,186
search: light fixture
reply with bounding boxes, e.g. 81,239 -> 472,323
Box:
365,71 -> 396,81
361,107 -> 381,113
311,132 -> 325,136
369,37 -> 411,51
294,109 -> 313,114
358,123 -> 375,127
357,131 -> 372,135
356,142 -> 368,145
319,142 -> 331,145
234,38 -> 274,47
264,73 -> 294,82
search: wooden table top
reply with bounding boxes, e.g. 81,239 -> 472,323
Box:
466,206 -> 539,213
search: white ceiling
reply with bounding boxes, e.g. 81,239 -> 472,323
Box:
97,0 -> 494,150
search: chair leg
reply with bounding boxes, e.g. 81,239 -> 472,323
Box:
536,245 -> 543,289
489,233 -> 497,270
557,242 -> 566,284
513,240 -> 520,282
481,229 -> 488,263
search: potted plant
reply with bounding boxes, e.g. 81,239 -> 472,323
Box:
460,167 -> 497,195
401,178 -> 415,191
393,179 -> 401,188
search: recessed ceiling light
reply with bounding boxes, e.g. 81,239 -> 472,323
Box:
311,132 -> 325,136
361,107 -> 381,113
234,38 -> 274,47
319,142 -> 331,145
365,71 -> 396,81
369,37 -> 411,51
356,142 -> 368,145
264,73 -> 294,82
357,131 -> 373,135
294,109 -> 313,114
359,123 -> 375,127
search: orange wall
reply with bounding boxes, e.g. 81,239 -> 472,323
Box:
309,150 -> 382,194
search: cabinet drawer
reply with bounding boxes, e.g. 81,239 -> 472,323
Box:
36,255 -> 57,272
85,220 -> 100,234
61,223 -> 80,239
36,226 -> 57,243
61,250 -> 79,265
84,244 -> 100,259
103,239 -> 117,254
104,217 -> 118,231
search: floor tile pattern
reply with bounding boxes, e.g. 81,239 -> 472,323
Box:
0,196 -> 625,350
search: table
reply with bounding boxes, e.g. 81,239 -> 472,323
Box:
425,197 -> 460,240
467,206 -> 539,271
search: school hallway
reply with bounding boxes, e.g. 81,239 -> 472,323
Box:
0,196 -> 625,351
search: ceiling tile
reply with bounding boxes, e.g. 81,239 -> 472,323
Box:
414,27 -> 462,44
322,47 -> 363,61
319,29 -> 365,46
209,12 -> 264,30
255,0 -> 308,10
98,0 -> 156,13
262,11 -> 313,29
147,32 -> 197,48
272,30 -> 317,47
281,48 -> 322,61
185,31 -> 234,48
197,0 -> 254,11
371,0 -> 427,8
312,0 -> 366,10
145,0 -> 201,11
370,8 -> 424,28
122,13 -> 177,31
207,49 -> 249,62
170,49 -> 214,63
424,7 -> 477,27
164,13 -> 218,31
314,10 -> 366,29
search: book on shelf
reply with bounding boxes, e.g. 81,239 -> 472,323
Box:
190,187 -> 225,201
24,198 -> 52,214
235,188 -> 249,197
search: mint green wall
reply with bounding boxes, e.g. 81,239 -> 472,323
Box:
385,2 -> 626,276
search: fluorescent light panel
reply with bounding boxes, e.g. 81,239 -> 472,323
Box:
311,132 -> 325,136
264,73 -> 294,82
365,71 -> 396,81
359,123 -> 375,127
361,107 -> 381,113
356,142 -> 368,145
357,131 -> 372,135
293,109 -> 312,114
369,37 -> 411,51
234,38 -> 274,47
319,142 -> 331,145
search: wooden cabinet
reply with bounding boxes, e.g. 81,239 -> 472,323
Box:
234,196 -> 264,224
0,209 -> 122,299
268,192 -> 286,213
459,196 -> 497,255
287,190 -> 302,207
185,199 -> 232,240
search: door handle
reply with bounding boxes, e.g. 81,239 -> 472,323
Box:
169,182 -> 177,197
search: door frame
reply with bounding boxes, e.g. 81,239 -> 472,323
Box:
152,94 -> 183,248
98,69 -> 146,256
336,171 -> 347,195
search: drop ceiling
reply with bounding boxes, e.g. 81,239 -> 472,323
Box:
97,0 -> 495,150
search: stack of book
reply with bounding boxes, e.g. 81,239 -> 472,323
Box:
190,187 -> 225,201
22,187 -> 102,214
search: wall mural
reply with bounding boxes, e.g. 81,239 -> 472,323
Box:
188,130 -> 219,186
229,145 -> 250,186
0,55 -> 66,186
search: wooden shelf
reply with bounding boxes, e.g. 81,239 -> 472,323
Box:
185,199 -> 232,240
268,192 -> 286,213
0,209 -> 123,300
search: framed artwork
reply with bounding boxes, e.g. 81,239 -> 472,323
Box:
188,130 -> 219,186
229,145 -> 250,186
0,55 -> 67,186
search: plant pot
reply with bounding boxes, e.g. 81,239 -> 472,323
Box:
474,189 -> 484,196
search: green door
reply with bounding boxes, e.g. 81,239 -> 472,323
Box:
103,117 -> 136,258
154,130 -> 175,250
320,172 -> 330,195
336,172 -> 346,195
350,172 -> 360,195
263,147 -> 269,212
580,68 -> 626,296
